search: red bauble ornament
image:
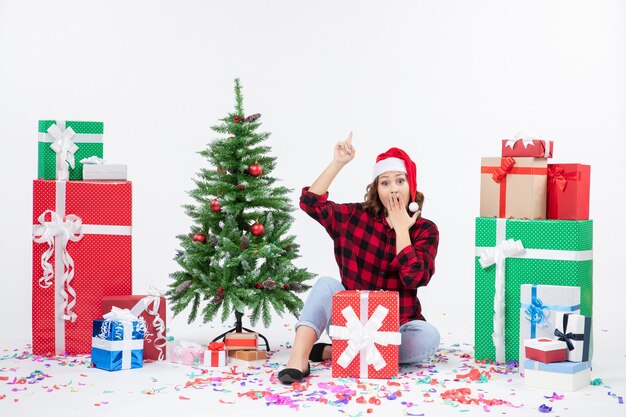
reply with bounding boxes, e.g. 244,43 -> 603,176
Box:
210,199 -> 221,212
192,232 -> 207,243
256,283 -> 263,289
282,284 -> 289,290
218,287 -> 223,293
236,184 -> 245,190
250,222 -> 265,236
248,162 -> 263,177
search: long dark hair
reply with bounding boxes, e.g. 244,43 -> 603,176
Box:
363,176 -> 424,219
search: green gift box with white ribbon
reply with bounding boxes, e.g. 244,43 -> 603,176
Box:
474,217 -> 592,363
38,120 -> 104,180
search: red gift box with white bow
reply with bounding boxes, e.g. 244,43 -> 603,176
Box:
32,179 -> 132,355
501,137 -> 554,158
102,294 -> 167,360
329,290 -> 401,379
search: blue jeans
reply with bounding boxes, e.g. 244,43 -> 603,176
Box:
296,276 -> 440,364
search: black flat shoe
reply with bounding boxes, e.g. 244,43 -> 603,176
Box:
309,343 -> 331,362
277,363 -> 311,384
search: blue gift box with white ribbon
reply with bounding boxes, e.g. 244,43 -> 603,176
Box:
91,308 -> 145,371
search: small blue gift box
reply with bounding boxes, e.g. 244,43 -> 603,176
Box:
91,318 -> 145,371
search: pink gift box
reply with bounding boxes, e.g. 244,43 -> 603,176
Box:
170,341 -> 204,366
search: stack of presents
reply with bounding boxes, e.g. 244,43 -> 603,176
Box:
31,119 -> 264,371
475,134 -> 592,391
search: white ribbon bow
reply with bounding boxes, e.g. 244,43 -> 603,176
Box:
104,306 -> 139,322
32,210 -> 83,322
48,123 -> 78,177
80,156 -> 105,164
330,305 -> 402,372
478,238 -> 525,363
130,286 -> 167,360
505,132 -> 538,149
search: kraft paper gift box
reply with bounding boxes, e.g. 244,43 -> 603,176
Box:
32,180 -> 132,355
547,164 -> 591,220
524,338 -> 568,363
501,137 -> 553,158
519,284 -> 581,366
554,312 -> 591,362
480,157 -> 548,219
37,120 -> 104,180
329,290 -> 401,379
524,359 -> 591,392
224,332 -> 258,351
102,294 -> 167,360
170,341 -> 204,366
204,342 -> 227,367
91,308 -> 145,371
83,163 -> 128,180
474,217 -> 592,363
227,350 -> 267,361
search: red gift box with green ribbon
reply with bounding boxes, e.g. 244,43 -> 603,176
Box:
547,164 -> 591,220
32,179 -> 132,355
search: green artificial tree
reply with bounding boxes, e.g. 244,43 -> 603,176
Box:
168,79 -> 314,345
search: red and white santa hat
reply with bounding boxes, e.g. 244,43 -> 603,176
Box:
372,147 -> 420,212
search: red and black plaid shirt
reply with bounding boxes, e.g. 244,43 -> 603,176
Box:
300,187 -> 439,325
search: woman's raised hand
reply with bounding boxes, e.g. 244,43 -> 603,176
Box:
333,132 -> 356,165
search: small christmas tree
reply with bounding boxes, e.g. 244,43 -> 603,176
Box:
168,79 -> 314,329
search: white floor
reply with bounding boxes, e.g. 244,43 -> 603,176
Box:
1,315 -> 624,417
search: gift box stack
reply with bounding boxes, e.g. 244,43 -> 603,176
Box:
329,290 -> 402,379
522,306 -> 592,391
32,120 -> 134,356
474,134 -> 593,377
224,332 -> 267,362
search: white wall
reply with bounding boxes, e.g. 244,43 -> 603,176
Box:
1,0 -> 624,344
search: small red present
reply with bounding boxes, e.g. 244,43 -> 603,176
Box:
329,290 -> 401,379
32,180 -> 132,355
204,342 -> 227,367
224,332 -> 258,350
524,338 -> 568,363
502,136 -> 553,158
102,293 -> 167,360
547,164 -> 591,220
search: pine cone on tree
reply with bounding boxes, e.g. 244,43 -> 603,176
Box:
287,282 -> 303,292
211,290 -> 226,305
245,113 -> 261,123
262,278 -> 276,290
175,280 -> 192,293
209,234 -> 219,247
240,234 -> 250,249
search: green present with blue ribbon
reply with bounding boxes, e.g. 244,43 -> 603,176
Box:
91,307 -> 145,371
474,217 -> 592,363
38,120 -> 104,180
